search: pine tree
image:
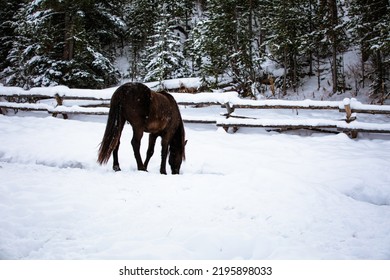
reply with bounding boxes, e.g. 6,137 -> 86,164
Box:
263,0 -> 312,94
0,1 -> 55,88
190,0 -> 264,94
189,1 -> 235,87
124,0 -> 159,80
229,0 -> 264,97
301,0 -> 333,90
262,0 -> 348,95
143,4 -> 188,86
0,0 -> 25,75
1,0 -> 123,89
349,0 -> 390,102
317,0 -> 349,94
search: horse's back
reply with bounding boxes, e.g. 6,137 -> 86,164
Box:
111,82 -> 182,134
112,82 -> 151,104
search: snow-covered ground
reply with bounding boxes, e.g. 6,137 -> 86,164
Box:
1,108 -> 390,260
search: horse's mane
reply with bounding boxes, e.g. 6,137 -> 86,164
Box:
155,89 -> 173,100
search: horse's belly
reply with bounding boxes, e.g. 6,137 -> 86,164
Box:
145,119 -> 169,133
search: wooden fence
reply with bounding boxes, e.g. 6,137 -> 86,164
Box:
1,86 -> 390,138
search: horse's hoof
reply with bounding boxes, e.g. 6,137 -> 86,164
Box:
113,165 -> 121,172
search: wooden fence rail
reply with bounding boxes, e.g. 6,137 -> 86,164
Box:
1,87 -> 390,138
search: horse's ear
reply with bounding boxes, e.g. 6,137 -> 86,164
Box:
185,140 -> 188,146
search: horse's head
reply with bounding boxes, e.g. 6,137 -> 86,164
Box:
169,139 -> 187,174
160,92 -> 186,175
169,150 -> 182,175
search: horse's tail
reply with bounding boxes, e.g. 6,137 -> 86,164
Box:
97,96 -> 122,165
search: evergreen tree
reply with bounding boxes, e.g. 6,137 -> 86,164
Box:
190,0 -> 264,95
318,0 -> 349,93
124,0 -> 194,82
190,1 -> 236,87
143,4 -> 188,86
349,0 -> 390,102
262,0 -> 342,95
301,0 -> 330,90
0,0 -> 387,101
1,0 -> 123,89
124,0 -> 159,80
0,0 -> 25,75
263,0 -> 308,94
262,0 -> 348,95
229,0 -> 263,96
1,1 -> 55,88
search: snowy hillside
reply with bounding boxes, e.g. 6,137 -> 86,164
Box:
1,111 -> 390,259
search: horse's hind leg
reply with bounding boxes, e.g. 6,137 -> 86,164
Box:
112,141 -> 121,172
144,133 -> 158,171
112,121 -> 125,172
131,128 -> 146,171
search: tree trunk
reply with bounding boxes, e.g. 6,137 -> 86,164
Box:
308,0 -> 314,76
376,50 -> 385,104
330,0 -> 338,94
361,50 -> 365,89
63,13 -> 75,61
317,54 -> 321,90
248,0 -> 255,82
283,46 -> 288,96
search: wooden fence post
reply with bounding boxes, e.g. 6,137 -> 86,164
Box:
53,94 -> 68,119
344,98 -> 358,138
224,103 -> 238,132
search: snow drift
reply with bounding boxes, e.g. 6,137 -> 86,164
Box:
1,113 -> 390,259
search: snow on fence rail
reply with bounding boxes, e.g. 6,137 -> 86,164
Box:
1,85 -> 390,137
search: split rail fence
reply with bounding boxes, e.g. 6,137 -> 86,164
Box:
1,86 -> 390,138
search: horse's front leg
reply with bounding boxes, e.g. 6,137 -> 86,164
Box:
144,134 -> 158,171
160,137 -> 169,175
131,129 -> 146,171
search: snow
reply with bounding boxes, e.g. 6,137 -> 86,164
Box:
217,118 -> 390,132
0,102 -> 53,111
0,79 -> 203,99
218,117 -> 337,128
51,105 -> 109,115
3,84 -> 390,135
2,82 -> 390,114
1,112 -> 390,260
349,98 -> 390,113
230,99 -> 342,109
0,85 -> 116,100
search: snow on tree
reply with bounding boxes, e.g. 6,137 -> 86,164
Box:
0,0 -> 122,89
349,0 -> 390,103
0,0 -> 388,102
0,0 -> 22,75
189,0 -> 265,95
143,4 -> 189,87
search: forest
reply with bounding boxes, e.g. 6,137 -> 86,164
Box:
0,0 -> 389,102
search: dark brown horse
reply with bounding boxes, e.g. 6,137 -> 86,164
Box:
97,82 -> 186,174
